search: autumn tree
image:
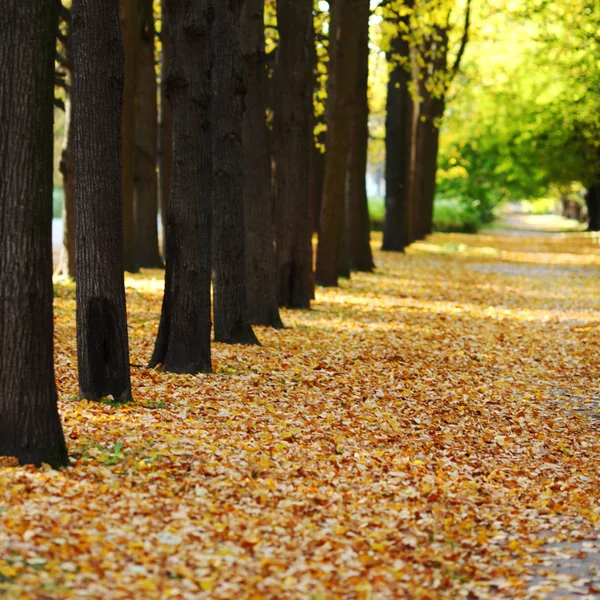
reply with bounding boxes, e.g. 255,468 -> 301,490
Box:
380,0 -> 470,248
211,0 -> 259,344
150,0 -> 212,373
72,0 -> 132,402
382,2 -> 413,251
134,0 -> 162,268
0,0 -> 69,467
316,0 -> 364,287
241,0 -> 283,328
274,0 -> 314,308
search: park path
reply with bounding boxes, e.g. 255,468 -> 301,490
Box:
2,214 -> 600,599
411,215 -> 600,599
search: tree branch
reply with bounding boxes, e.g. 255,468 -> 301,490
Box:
450,0 -> 471,81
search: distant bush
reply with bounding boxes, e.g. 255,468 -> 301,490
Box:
519,197 -> 559,215
53,187 -> 63,219
368,195 -> 385,231
433,199 -> 481,233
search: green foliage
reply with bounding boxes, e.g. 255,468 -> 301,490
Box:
433,199 -> 481,233
52,187 -> 63,219
368,195 -> 385,230
438,0 -> 600,212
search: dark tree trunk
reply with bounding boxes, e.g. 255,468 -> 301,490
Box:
586,185 -> 600,231
121,0 -> 138,273
149,0 -> 212,374
0,0 -> 68,468
274,0 -> 313,308
382,23 -> 412,252
57,82 -> 77,280
315,0 -> 362,287
415,30 -> 447,240
419,101 -> 443,239
410,84 -> 427,243
210,0 -> 259,345
241,0 -> 283,329
72,0 -> 132,402
346,0 -> 374,272
308,12 -> 325,235
134,0 -> 162,268
158,0 -> 172,259
309,146 -> 326,233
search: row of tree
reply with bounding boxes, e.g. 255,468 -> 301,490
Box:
1,0 -> 469,467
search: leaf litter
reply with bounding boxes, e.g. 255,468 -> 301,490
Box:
2,230 -> 600,599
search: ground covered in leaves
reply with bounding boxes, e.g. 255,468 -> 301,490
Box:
2,221 -> 600,599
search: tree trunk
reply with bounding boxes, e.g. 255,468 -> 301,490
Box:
316,0 -> 362,287
134,0 -> 162,268
0,0 -> 68,467
158,0 -> 172,259
346,0 -> 374,272
57,83 -> 77,280
415,30 -> 447,240
309,146 -> 326,233
120,0 -> 138,273
210,0 -> 259,345
419,104 -> 442,238
274,0 -> 313,308
149,0 -> 212,374
586,185 -> 600,231
72,0 -> 132,402
241,0 -> 283,329
382,24 -> 412,252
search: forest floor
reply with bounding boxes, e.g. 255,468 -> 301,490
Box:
2,217 -> 600,599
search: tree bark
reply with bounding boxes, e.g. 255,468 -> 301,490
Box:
120,0 -> 138,273
309,146 -> 326,233
346,0 -> 374,272
274,0 -> 313,308
210,0 -> 259,345
315,0 -> 362,286
72,0 -> 132,402
149,0 -> 212,374
0,0 -> 69,467
158,0 -> 172,259
382,22 -> 412,252
241,0 -> 283,329
134,0 -> 162,268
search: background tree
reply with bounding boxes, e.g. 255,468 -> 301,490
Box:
241,0 -> 283,328
211,0 -> 259,345
55,4 -> 77,279
120,0 -> 138,273
158,0 -> 172,258
274,0 -> 314,308
316,0 -> 364,287
150,0 -> 213,374
0,0 -> 69,467
346,0 -> 374,272
72,0 -> 132,402
381,2 -> 413,251
134,0 -> 162,268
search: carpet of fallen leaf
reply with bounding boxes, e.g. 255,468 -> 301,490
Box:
2,223 -> 600,599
